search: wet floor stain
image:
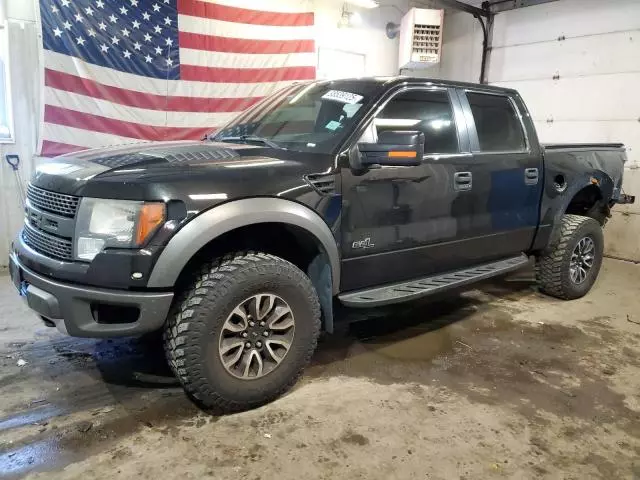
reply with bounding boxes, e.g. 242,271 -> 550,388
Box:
0,395 -> 200,479
0,269 -> 638,479
0,438 -> 69,478
0,405 -> 66,434
340,430 -> 370,446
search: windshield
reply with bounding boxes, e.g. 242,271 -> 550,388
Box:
212,80 -> 384,154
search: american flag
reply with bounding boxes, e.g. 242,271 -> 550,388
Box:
38,0 -> 316,156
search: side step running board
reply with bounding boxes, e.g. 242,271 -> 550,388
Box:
338,254 -> 529,308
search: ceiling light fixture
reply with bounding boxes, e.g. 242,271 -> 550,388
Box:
349,0 -> 380,8
339,2 -> 372,28
349,11 -> 363,25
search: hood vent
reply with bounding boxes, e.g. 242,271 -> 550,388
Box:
304,173 -> 336,195
147,147 -> 240,164
87,146 -> 240,168
87,153 -> 147,169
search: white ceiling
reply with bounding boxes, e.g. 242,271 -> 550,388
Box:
404,0 -> 485,12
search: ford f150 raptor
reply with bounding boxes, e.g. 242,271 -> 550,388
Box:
9,77 -> 635,412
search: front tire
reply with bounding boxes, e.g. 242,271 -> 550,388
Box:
164,252 -> 321,413
536,214 -> 604,300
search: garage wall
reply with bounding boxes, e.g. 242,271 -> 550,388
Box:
315,0 -> 406,79
404,9 -> 482,83
0,0 -> 40,270
489,0 -> 640,166
0,0 -> 404,267
412,0 -> 640,262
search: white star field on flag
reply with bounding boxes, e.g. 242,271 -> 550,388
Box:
43,0 -> 179,79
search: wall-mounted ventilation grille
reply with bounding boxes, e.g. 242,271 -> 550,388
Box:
399,8 -> 444,70
411,24 -> 441,62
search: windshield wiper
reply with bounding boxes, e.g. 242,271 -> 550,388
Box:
217,135 -> 283,149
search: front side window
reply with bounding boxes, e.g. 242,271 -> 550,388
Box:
213,80 -> 383,154
366,89 -> 459,154
466,92 -> 526,152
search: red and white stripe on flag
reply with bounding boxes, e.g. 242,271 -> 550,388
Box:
39,0 -> 316,157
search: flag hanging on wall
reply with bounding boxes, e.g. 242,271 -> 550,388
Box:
38,0 -> 316,157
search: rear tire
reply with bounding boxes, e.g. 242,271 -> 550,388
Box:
163,252 -> 320,413
536,214 -> 604,300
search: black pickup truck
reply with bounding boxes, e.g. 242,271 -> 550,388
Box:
9,77 -> 635,412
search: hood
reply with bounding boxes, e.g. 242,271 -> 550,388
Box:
30,140 -> 335,208
66,140 -> 259,167
34,140 -> 260,182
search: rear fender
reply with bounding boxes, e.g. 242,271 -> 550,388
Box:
539,170 -> 613,252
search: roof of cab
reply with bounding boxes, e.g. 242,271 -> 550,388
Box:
310,76 -> 519,95
385,76 -> 518,94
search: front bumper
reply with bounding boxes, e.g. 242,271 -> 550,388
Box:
9,250 -> 174,338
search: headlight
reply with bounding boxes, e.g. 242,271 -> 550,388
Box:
75,198 -> 166,261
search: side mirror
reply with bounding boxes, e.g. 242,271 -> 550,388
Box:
357,130 -> 425,167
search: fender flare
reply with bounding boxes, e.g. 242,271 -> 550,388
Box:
147,198 -> 341,294
553,171 -> 614,223
542,170 -> 614,252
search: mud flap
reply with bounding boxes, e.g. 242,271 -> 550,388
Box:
308,253 -> 334,333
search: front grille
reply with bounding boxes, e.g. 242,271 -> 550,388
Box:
26,184 -> 80,218
22,223 -> 73,261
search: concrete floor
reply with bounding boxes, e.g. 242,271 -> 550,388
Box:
0,259 -> 639,480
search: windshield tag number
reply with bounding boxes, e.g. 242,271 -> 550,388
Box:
322,90 -> 364,105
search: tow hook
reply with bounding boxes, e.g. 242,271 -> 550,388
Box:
618,193 -> 636,205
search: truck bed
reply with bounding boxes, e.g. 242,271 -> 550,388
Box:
542,142 -> 627,207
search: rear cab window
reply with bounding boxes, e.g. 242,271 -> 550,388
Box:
465,92 -> 527,153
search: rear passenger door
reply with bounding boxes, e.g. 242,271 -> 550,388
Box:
457,89 -> 543,255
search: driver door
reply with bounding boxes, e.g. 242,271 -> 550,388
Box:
340,86 -> 481,291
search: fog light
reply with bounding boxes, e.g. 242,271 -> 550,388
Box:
77,237 -> 105,261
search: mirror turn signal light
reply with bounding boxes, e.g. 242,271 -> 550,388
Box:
388,151 -> 418,158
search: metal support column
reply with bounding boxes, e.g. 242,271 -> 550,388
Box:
474,11 -> 494,84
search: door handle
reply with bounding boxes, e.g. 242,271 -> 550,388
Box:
525,168 -> 539,185
454,171 -> 472,191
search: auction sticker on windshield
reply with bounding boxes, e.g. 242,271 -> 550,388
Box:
322,90 -> 364,105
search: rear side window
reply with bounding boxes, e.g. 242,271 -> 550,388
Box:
374,89 -> 459,154
466,92 -> 526,152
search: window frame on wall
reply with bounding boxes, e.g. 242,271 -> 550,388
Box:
0,19 -> 14,144
463,90 -> 529,155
